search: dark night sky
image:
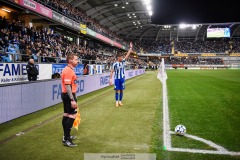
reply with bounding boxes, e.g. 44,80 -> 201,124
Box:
151,0 -> 239,25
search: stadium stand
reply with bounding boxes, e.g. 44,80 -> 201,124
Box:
1,0 -> 240,69
2,15 -> 238,67
37,0 -> 128,46
0,17 -> 145,68
148,57 -> 223,65
3,0 -> 238,57
136,39 -> 240,54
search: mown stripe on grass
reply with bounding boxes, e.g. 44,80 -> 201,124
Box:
0,75 -> 144,145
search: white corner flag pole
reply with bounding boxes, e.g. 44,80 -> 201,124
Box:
157,58 -> 171,150
157,58 -> 168,83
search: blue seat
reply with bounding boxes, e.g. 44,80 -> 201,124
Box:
7,45 -> 19,61
1,56 -> 12,62
32,54 -> 38,61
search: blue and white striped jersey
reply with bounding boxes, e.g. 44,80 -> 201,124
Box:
113,59 -> 125,80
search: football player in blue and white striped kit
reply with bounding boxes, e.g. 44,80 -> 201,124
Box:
109,48 -> 133,107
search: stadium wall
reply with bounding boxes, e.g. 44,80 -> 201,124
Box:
0,63 -> 85,84
0,63 -> 53,84
0,69 -> 145,124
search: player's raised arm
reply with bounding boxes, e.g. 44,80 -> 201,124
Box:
124,48 -> 133,60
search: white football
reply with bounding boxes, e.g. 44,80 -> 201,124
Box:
175,124 -> 186,136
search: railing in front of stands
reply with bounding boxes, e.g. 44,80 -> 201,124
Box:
0,52 -> 95,64
0,52 -> 138,70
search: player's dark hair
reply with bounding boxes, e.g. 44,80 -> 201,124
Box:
116,52 -> 123,58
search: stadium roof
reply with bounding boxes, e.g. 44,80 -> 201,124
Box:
67,0 -> 151,35
67,0 -> 240,40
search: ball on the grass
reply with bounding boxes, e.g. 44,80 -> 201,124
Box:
175,124 -> 186,136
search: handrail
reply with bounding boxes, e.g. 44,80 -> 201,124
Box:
0,52 -> 138,70
0,52 -> 108,64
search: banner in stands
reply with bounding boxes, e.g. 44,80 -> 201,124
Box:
0,63 -> 52,84
201,53 -> 217,57
86,28 -> 126,50
39,64 -> 53,80
74,22 -> 80,31
96,34 -> 114,46
96,33 -> 123,49
52,11 -> 80,31
88,65 -> 105,75
173,53 -> 188,57
52,64 -> 84,76
138,53 -> 161,56
80,24 -> 87,34
172,64 -> 185,68
18,0 -> 53,18
86,28 -> 96,37
0,69 -> 145,124
229,53 -> 240,57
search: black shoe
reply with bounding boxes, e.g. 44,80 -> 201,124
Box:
62,135 -> 77,143
63,139 -> 77,147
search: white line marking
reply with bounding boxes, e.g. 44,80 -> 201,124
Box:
162,79 -> 172,149
160,75 -> 240,155
169,131 -> 227,152
169,148 -> 240,156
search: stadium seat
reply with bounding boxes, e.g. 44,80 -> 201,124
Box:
1,56 -> 12,62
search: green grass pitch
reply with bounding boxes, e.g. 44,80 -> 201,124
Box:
0,70 -> 240,160
167,70 -> 240,152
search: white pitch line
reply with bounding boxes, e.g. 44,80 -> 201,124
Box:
169,131 -> 227,152
169,148 -> 240,156
162,79 -> 172,149
161,74 -> 240,155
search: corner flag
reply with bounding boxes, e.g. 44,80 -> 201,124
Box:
73,108 -> 81,130
157,58 -> 168,83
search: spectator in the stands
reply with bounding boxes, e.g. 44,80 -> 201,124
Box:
52,72 -> 61,79
0,19 -> 121,64
3,36 -> 10,52
83,63 -> 89,75
26,59 -> 39,81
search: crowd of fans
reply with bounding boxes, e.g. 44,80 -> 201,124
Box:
0,17 -> 145,69
165,57 -> 224,65
38,0 -> 128,46
7,0 -> 240,56
147,57 -> 224,65
0,16 -> 236,67
174,39 -> 240,53
135,39 -> 171,54
36,0 -> 240,53
0,16 -> 76,62
0,16 -> 232,67
137,39 -> 240,54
